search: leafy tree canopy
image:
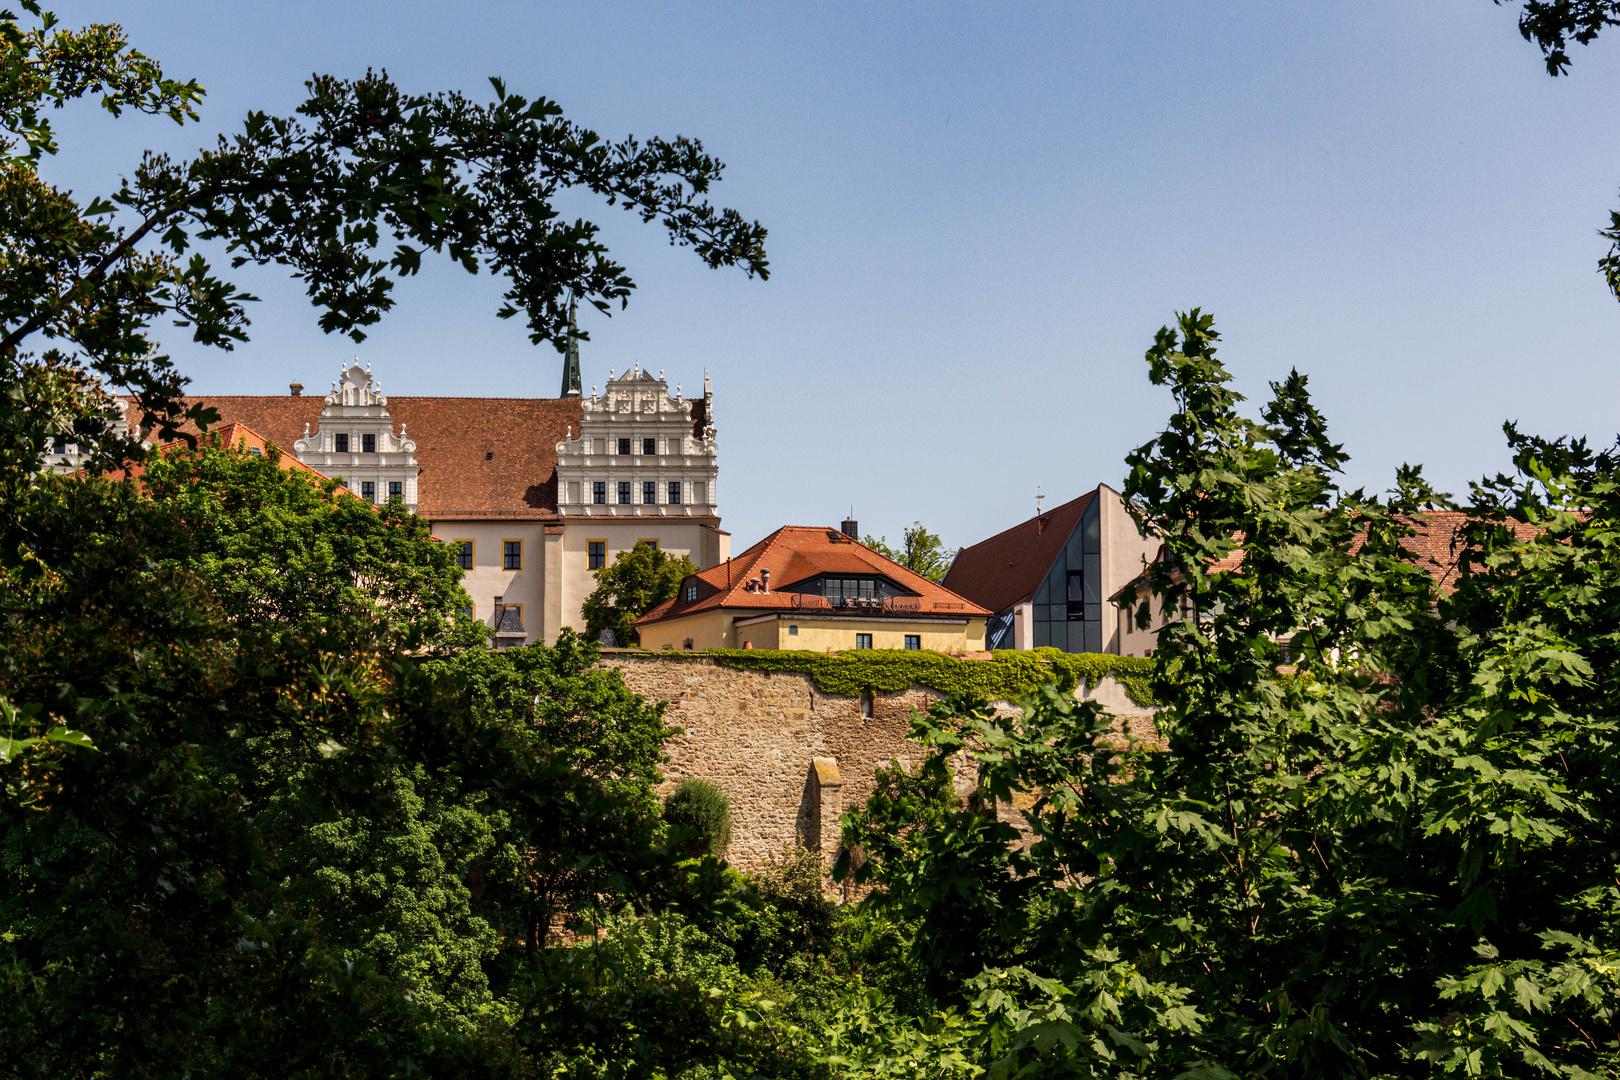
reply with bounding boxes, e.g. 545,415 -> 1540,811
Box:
0,1 -> 766,473
582,541 -> 698,646
862,521 -> 952,582
833,309 -> 1620,1078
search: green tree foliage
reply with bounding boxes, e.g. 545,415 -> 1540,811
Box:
0,441 -> 679,1076
663,777 -> 733,858
834,310 -> 1620,1077
140,432 -> 477,644
582,541 -> 698,646
862,521 -> 952,582
0,1 -> 766,472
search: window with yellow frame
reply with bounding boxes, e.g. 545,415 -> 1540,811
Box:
501,538 -> 522,571
451,539 -> 474,571
636,538 -> 660,552
587,539 -> 607,570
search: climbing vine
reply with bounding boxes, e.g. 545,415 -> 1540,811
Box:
705,647 -> 1159,707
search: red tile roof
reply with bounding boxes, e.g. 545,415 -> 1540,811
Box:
126,394 -> 603,519
940,491 -> 1095,615
637,525 -> 992,626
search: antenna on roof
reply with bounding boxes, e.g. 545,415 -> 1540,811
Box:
1036,487 -> 1045,515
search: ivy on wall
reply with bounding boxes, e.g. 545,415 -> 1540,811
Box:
704,647 -> 1159,707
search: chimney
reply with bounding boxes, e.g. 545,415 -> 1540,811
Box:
289,382 -> 304,397
760,567 -> 771,593
840,517 -> 858,540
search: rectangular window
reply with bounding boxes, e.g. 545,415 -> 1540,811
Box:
788,624 -> 799,636
567,481 -> 580,504
618,481 -> 631,504
642,437 -> 656,456
825,577 -> 879,603
455,604 -> 473,619
617,437 -> 631,456
360,481 -> 375,502
362,433 -> 376,453
905,634 -> 921,650
453,540 -> 474,570
668,481 -> 681,505
503,540 -> 522,570
592,481 -> 606,504
588,540 -> 607,570
855,633 -> 873,650
1066,570 -> 1085,621
642,481 -> 656,505
388,481 -> 402,501
334,433 -> 349,453
592,438 -> 605,456
693,481 -> 707,505
637,538 -> 660,551
684,584 -> 697,602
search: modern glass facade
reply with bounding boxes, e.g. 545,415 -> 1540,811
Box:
1030,498 -> 1102,653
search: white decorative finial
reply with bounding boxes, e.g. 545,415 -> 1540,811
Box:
566,424 -> 572,439
658,368 -> 664,379
609,369 -> 615,381
591,384 -> 597,397
676,385 -> 682,397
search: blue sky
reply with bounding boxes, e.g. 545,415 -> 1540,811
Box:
44,2 -> 1620,551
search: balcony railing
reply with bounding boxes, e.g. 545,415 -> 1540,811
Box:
786,594 -> 962,615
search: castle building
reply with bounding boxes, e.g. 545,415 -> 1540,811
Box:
138,347 -> 727,646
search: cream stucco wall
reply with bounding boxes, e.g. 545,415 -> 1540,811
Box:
429,520 -> 546,640
556,519 -> 726,636
637,610 -> 987,653
432,517 -> 727,646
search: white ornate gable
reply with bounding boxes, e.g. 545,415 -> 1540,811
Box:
293,359 -> 420,508
555,363 -> 718,517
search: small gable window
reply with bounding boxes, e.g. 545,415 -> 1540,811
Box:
685,585 -> 698,602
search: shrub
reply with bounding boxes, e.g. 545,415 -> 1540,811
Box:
663,778 -> 733,858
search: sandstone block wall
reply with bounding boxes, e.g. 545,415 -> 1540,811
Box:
600,651 -> 1159,871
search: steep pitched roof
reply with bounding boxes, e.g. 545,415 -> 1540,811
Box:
940,491 -> 1095,616
637,525 -> 991,626
127,394 -> 587,520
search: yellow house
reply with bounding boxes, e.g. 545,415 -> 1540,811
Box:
635,525 -> 990,652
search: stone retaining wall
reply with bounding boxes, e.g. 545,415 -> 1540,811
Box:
599,651 -> 1158,870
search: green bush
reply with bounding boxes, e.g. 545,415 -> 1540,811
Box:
663,778 -> 733,857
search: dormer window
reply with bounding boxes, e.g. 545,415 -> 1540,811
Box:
684,584 -> 698,602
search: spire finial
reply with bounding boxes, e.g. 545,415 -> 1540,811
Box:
560,296 -> 583,398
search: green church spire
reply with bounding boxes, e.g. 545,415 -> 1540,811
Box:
560,298 -> 582,398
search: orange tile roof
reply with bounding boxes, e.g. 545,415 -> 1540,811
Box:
636,525 -> 992,626
941,491 -> 1095,615
124,394 -> 635,520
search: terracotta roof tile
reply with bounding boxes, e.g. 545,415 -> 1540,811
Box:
637,525 -> 991,626
941,491 -> 1095,615
128,394 -> 589,520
